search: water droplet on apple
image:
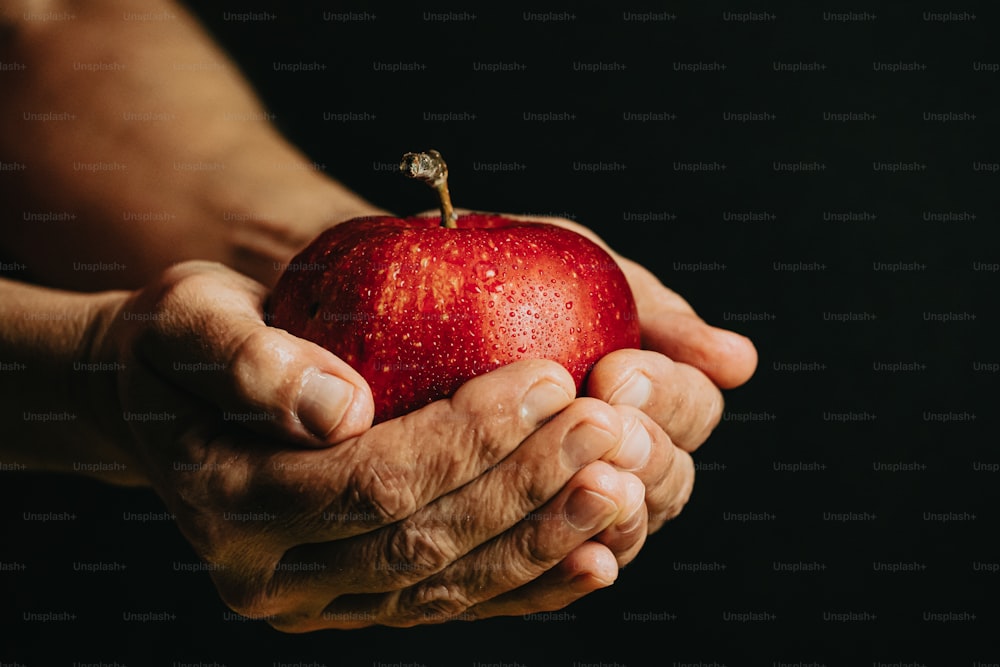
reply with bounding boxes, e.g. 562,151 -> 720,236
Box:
517,345 -> 528,353
465,283 -> 483,294
565,301 -> 573,310
474,261 -> 499,281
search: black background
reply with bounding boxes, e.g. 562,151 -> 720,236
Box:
2,2 -> 996,665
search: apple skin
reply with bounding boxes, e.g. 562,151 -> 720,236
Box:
269,213 -> 641,424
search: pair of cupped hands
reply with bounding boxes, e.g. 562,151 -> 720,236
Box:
89,216 -> 756,631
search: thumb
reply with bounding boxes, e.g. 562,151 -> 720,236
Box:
613,259 -> 759,390
129,261 -> 374,446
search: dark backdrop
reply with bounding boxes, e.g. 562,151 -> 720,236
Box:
2,2 -> 995,665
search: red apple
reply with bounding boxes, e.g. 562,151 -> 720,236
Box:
269,150 -> 640,423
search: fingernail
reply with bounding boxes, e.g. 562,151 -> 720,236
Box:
297,371 -> 353,440
615,418 -> 652,471
561,422 -> 617,471
521,380 -> 572,424
609,372 -> 652,408
565,488 -> 618,532
616,478 -> 646,533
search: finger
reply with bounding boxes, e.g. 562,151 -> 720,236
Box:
602,407 -> 696,534
460,213 -> 759,389
590,473 -> 648,566
464,541 -> 620,620
123,260 -> 374,445
590,405 -> 695,536
588,348 -> 723,452
256,358 -> 577,544
112,361 -> 290,572
136,361 -> 576,623
617,259 -> 759,390
289,544 -> 620,628
649,444 -> 695,532
311,461 -> 632,628
272,397 -> 625,596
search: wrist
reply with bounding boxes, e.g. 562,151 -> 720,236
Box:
75,288 -> 153,486
0,279 -> 149,485
215,144 -> 389,287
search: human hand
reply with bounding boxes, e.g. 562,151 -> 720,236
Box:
427,212 -> 758,540
562,216 -> 758,534
85,261 -> 662,629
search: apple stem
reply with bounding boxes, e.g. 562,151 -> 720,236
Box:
400,150 -> 458,228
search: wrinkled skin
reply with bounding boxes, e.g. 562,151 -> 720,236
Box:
0,0 -> 756,632
80,244 -> 752,629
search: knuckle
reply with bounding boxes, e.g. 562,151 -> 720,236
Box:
224,326 -> 288,400
399,583 -> 476,626
227,325 -> 293,374
504,551 -> 550,591
214,561 -> 324,632
385,521 -> 454,581
524,533 -> 561,570
158,264 -> 220,310
132,266 -> 219,340
161,443 -> 255,563
515,518 -> 561,571
344,463 -> 419,525
594,347 -> 646,379
213,577 -> 284,624
507,458 -> 554,512
448,383 -> 514,430
565,396 -> 620,431
453,358 -> 571,413
404,408 -> 509,476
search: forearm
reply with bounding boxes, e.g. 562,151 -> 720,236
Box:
0,276 -> 145,484
0,0 -> 384,291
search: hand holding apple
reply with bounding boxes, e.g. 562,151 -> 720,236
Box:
269,150 -> 641,423
82,150 -> 754,630
73,260 -> 667,629
267,149 -> 757,541
480,212 -> 758,533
